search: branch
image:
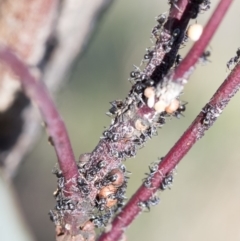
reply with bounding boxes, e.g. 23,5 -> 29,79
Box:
173,0 -> 233,82
167,0 -> 188,21
98,60 -> 240,241
97,1 -> 235,240
0,47 -> 78,191
146,0 -> 191,81
0,0 -> 115,180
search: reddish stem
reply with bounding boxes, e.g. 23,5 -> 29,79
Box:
157,66 -> 240,175
98,60 -> 240,241
168,0 -> 189,21
98,1 -> 236,237
0,47 -> 78,191
173,0 -> 233,82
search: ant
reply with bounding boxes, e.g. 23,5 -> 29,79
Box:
175,54 -> 183,66
106,100 -> 124,116
174,102 -> 187,119
77,178 -> 90,195
152,13 -> 167,38
201,104 -> 222,127
102,130 -> 119,142
162,28 -> 180,53
227,48 -> 240,70
159,172 -> 174,191
138,196 -> 160,211
200,50 -> 211,64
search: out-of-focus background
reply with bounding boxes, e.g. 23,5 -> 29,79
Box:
1,0 -> 240,240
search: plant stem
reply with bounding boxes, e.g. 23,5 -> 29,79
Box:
167,0 -> 189,21
173,0 -> 233,82
98,60 -> 240,241
0,47 -> 78,192
99,0 -> 236,241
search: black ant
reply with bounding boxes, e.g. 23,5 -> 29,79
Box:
199,50 -> 211,64
138,196 -> 160,211
189,0 -> 204,19
201,104 -> 222,127
160,173 -> 174,190
174,102 -> 187,119
77,178 -> 90,195
200,0 -> 211,12
107,100 -> 123,116
102,130 -> 119,142
227,48 -> 240,70
175,54 -> 182,66
162,28 -> 180,53
152,14 -> 166,38
91,210 -> 113,228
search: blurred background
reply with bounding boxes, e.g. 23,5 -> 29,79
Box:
1,0 -> 240,240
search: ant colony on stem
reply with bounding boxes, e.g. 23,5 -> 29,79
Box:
48,0 -> 213,239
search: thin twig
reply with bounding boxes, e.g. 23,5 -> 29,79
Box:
173,0 -> 233,82
0,47 -> 78,192
98,62 -> 240,241
98,1 -> 235,240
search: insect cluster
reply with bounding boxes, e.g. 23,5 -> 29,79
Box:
49,154 -> 130,230
139,157 -> 176,212
49,0 -> 212,237
202,104 -> 222,127
143,160 -> 173,189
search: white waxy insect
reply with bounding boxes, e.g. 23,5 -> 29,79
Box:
135,119 -> 148,131
187,24 -> 203,41
144,87 -> 155,108
154,100 -> 167,113
144,87 -> 155,98
165,99 -> 180,114
147,95 -> 155,108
